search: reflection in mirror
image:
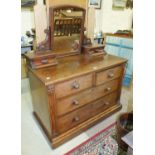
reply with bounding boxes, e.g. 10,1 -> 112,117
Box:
52,7 -> 84,54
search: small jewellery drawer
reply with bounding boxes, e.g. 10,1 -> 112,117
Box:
57,103 -> 94,133
28,56 -> 58,69
96,65 -> 123,86
55,74 -> 93,99
56,79 -> 120,116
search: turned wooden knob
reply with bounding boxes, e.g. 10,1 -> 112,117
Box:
108,73 -> 114,78
72,99 -> 79,105
73,116 -> 80,122
105,87 -> 111,91
41,59 -> 48,64
104,102 -> 110,105
72,81 -> 80,89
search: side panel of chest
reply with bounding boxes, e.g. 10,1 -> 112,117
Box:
28,71 -> 52,138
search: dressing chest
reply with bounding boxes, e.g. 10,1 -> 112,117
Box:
25,5 -> 127,148
28,54 -> 126,148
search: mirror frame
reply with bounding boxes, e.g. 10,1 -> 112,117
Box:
49,5 -> 86,56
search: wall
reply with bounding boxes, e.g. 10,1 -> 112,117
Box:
21,0 -> 43,37
95,0 -> 133,33
21,0 -> 88,40
21,8 -> 35,37
21,0 -> 133,36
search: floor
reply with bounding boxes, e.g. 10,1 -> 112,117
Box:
21,78 -> 132,155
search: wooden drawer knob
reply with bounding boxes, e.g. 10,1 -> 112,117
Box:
108,73 -> 114,78
72,99 -> 79,105
105,87 -> 111,91
73,116 -> 80,122
41,59 -> 48,64
104,102 -> 110,105
72,81 -> 80,89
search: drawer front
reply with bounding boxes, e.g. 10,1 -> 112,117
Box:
96,65 -> 123,86
57,79 -> 120,116
92,91 -> 118,115
57,91 -> 118,133
55,74 -> 93,99
57,102 -> 94,133
29,57 -> 58,69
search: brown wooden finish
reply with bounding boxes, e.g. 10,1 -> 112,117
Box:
24,5 -> 86,70
46,85 -> 58,137
57,101 -> 94,133
24,51 -> 58,69
28,53 -> 127,148
55,73 -> 93,99
32,96 -> 121,148
29,54 -> 127,85
96,65 -> 123,86
82,43 -> 106,60
26,5 -> 128,149
92,91 -> 118,114
29,56 -> 58,69
49,5 -> 86,54
105,33 -> 133,39
56,79 -> 120,116
117,63 -> 126,102
52,104 -> 122,148
28,71 -> 52,137
35,29 -> 51,51
57,91 -> 118,133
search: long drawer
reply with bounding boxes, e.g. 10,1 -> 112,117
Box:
57,91 -> 118,133
56,78 -> 120,116
55,74 -> 93,99
96,65 -> 123,86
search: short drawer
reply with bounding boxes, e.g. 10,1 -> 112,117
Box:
55,74 -> 93,99
96,65 -> 123,85
57,91 -> 118,133
27,56 -> 58,69
57,79 -> 120,116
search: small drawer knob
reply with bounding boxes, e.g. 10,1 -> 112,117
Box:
105,87 -> 111,91
104,102 -> 110,105
73,116 -> 80,122
72,99 -> 79,105
72,81 -> 80,89
108,73 -> 114,78
41,59 -> 48,64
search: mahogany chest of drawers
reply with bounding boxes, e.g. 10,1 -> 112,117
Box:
28,54 -> 127,148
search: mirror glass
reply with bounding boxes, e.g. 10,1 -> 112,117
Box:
52,7 -> 84,54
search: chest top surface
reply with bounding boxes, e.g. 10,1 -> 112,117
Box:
29,54 -> 127,85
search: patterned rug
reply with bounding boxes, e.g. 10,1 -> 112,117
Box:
64,123 -> 126,155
